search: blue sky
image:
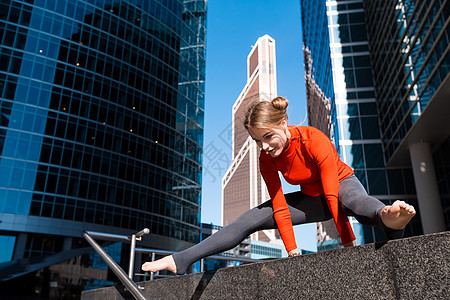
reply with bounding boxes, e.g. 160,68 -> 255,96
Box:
200,0 -> 317,251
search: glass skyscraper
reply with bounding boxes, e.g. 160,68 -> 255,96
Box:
363,0 -> 449,233
301,0 -> 422,248
301,0 -> 345,249
302,0 -> 338,146
325,0 -> 422,242
0,0 -> 207,291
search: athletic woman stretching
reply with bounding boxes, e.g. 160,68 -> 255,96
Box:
142,97 -> 416,275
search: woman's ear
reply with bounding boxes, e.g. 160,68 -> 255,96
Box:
280,119 -> 288,128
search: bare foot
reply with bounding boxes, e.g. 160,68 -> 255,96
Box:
380,200 -> 416,230
141,255 -> 177,274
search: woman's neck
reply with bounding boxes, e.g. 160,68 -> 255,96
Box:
283,127 -> 292,150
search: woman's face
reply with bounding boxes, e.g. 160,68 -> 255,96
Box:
247,120 -> 290,158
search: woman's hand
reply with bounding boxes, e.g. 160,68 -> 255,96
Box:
288,249 -> 300,257
343,240 -> 357,247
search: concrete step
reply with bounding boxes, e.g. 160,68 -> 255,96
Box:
81,231 -> 450,299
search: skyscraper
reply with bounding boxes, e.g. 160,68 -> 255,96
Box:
0,0 -> 207,291
302,0 -> 337,145
222,34 -> 279,243
301,0 -> 422,248
325,0 -> 422,243
363,0 -> 449,233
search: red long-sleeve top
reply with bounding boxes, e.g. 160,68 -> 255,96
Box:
259,125 -> 356,252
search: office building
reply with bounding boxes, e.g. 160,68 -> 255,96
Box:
222,34 -> 280,243
301,0 -> 422,248
363,0 -> 449,232
250,239 -> 286,260
301,0 -> 345,248
0,0 -> 207,295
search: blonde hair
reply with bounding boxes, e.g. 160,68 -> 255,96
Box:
244,97 -> 288,130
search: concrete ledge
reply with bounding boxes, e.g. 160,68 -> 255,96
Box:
81,231 -> 450,299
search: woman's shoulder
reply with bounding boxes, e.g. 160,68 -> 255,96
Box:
289,125 -> 324,139
292,126 -> 334,156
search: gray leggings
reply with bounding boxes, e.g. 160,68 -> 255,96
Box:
172,175 -> 402,275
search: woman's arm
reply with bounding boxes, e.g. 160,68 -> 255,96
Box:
309,131 -> 356,245
260,154 -> 298,252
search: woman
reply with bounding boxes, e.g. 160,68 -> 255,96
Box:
142,97 -> 416,274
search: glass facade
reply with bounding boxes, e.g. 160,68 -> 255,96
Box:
0,0 -> 206,278
364,0 -> 450,162
363,1 -> 450,232
0,235 -> 15,263
251,243 -> 282,258
301,0 -> 338,145
327,0 -> 421,242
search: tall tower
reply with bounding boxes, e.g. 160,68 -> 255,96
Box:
222,35 -> 279,243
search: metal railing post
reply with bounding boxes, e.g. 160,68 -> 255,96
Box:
200,258 -> 204,272
129,228 -> 150,280
150,252 -> 156,281
83,231 -> 148,300
129,234 -> 136,279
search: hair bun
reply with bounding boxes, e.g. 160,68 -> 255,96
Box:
271,96 -> 288,111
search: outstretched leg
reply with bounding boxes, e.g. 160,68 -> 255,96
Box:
339,175 -> 416,238
142,201 -> 276,275
142,191 -> 332,275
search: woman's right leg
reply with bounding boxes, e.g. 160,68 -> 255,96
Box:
144,191 -> 332,275
338,175 -> 415,239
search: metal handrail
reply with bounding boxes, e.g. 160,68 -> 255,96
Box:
85,228 -> 149,242
83,229 -> 150,300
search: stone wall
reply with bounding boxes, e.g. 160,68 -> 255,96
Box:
81,232 -> 450,299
